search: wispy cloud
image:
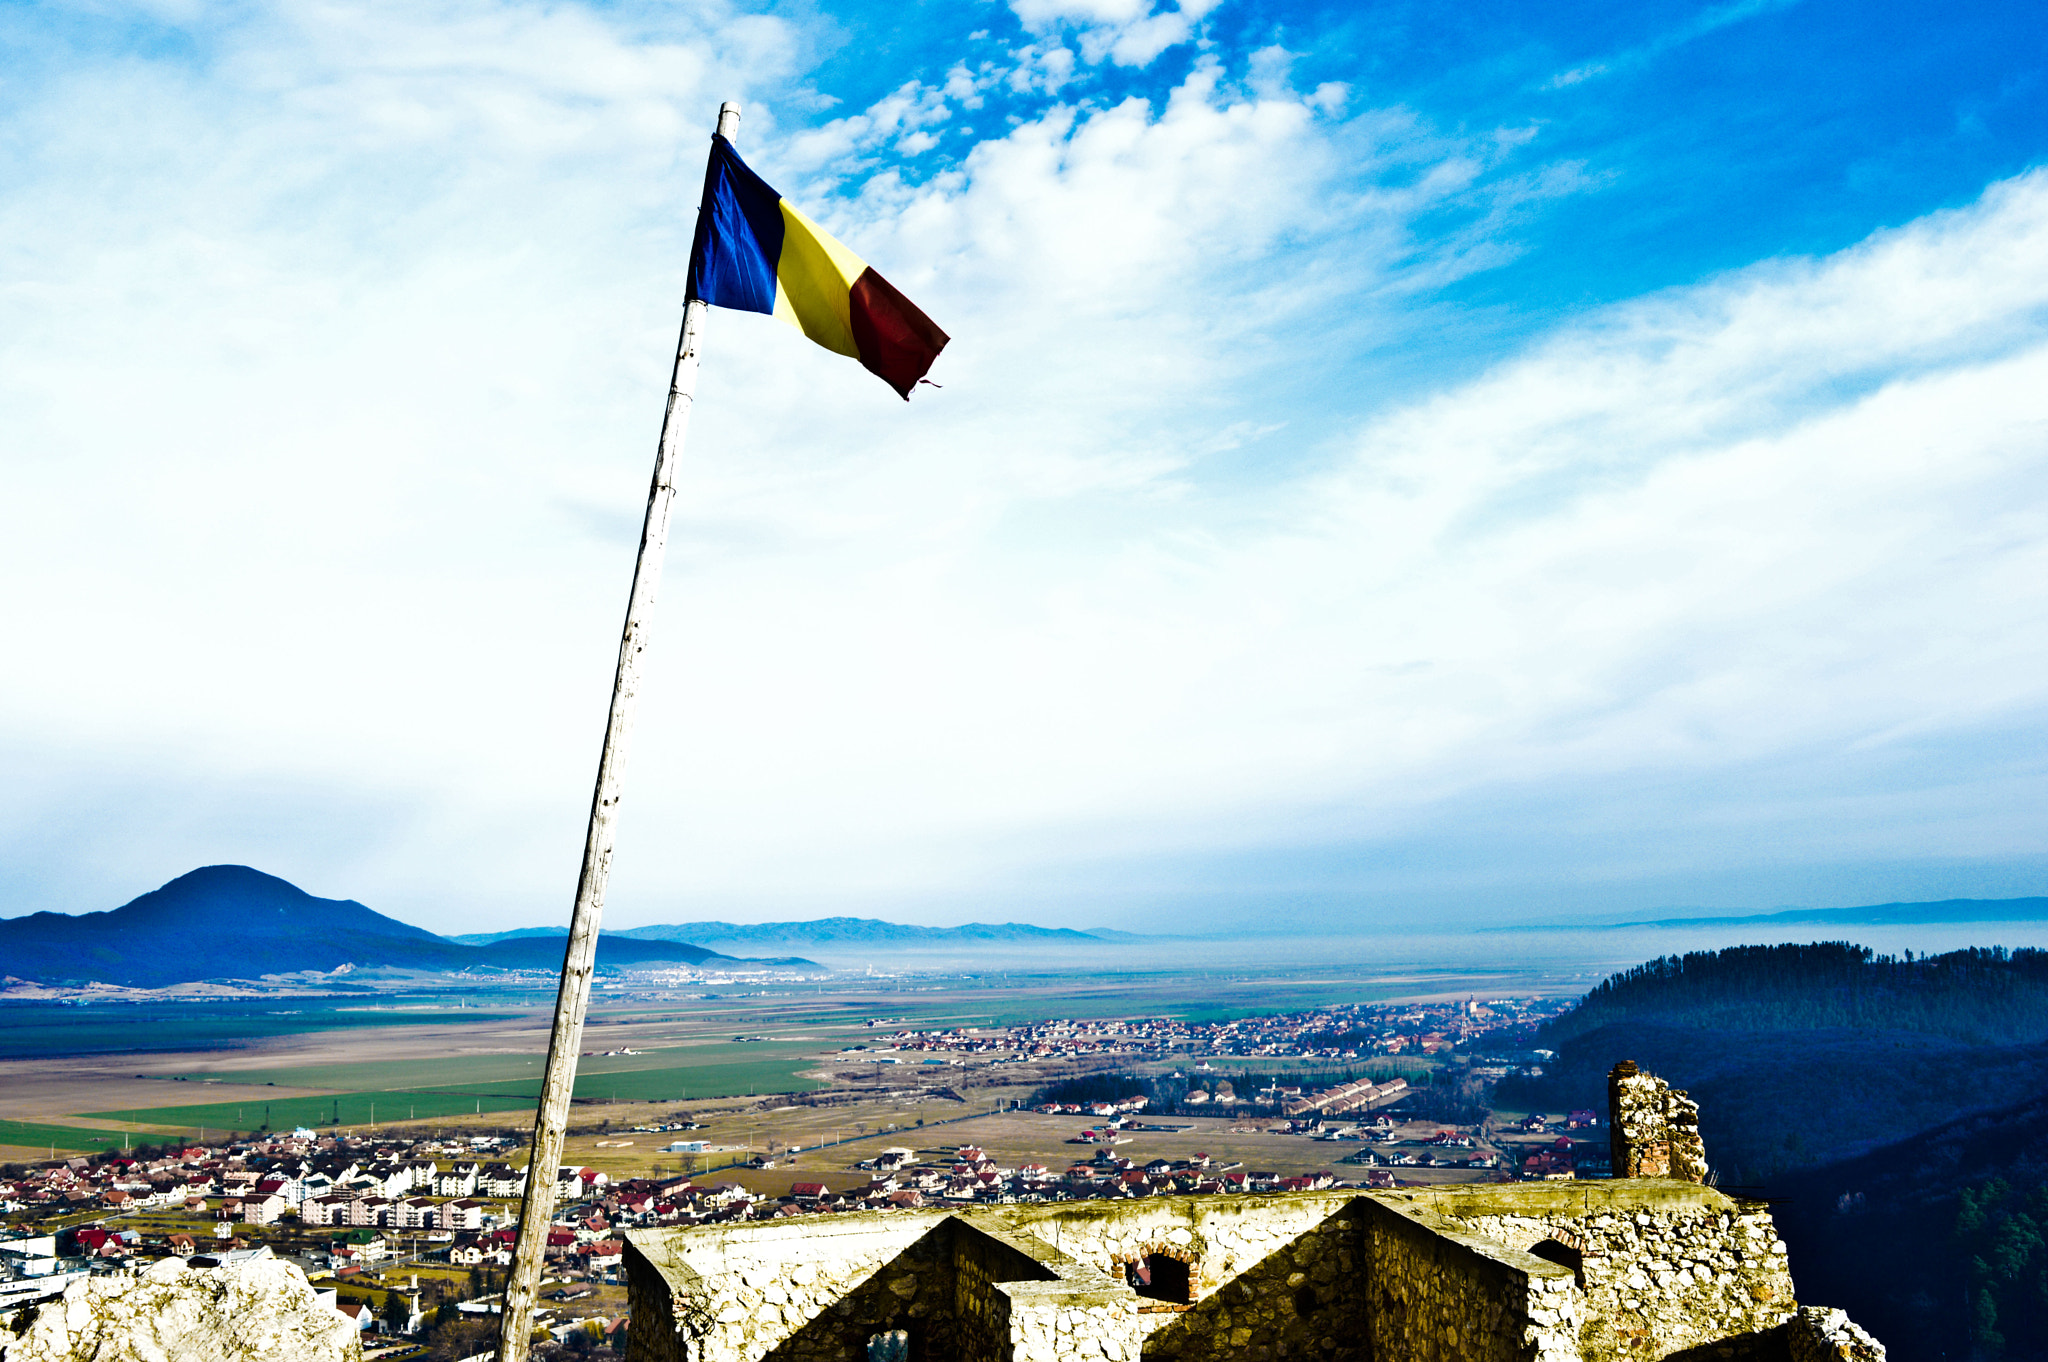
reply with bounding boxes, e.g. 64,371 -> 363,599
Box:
1545,0 -> 1803,89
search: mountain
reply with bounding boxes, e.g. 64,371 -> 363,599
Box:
1505,895 -> 2048,932
0,866 -> 469,986
0,867 -> 815,986
447,926 -> 569,945
453,917 -> 1118,948
459,932 -> 818,972
1656,894 -> 2048,927
616,917 -> 1115,948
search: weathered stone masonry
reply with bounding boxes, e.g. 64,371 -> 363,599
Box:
626,1182 -> 1876,1362
626,1063 -> 1881,1362
1609,1061 -> 1708,1184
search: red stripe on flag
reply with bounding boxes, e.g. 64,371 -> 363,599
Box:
848,268 -> 948,400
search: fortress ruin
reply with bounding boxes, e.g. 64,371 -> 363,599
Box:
622,1064 -> 1885,1362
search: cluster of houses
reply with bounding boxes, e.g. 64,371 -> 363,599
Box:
846,998 -> 1567,1074
1032,1074 -> 1410,1121
1269,1076 -> 1409,1117
0,1129 -> 558,1234
814,1144 -> 1364,1208
1356,1142 -> 1499,1173
424,1142 -> 1391,1237
0,1128 -> 637,1323
1036,1095 -> 1150,1118
1267,1116 -> 1502,1173
1507,1111 -> 1607,1180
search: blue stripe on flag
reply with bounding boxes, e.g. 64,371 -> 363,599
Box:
687,135 -> 786,315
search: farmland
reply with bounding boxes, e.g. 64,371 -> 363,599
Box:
0,963 -> 1566,1169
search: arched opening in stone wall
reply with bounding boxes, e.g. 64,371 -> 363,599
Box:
1527,1239 -> 1585,1289
1127,1252 -> 1193,1304
867,1327 -> 911,1362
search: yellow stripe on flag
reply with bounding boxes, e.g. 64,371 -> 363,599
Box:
770,201 -> 867,359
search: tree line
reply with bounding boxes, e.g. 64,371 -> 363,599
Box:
1541,943 -> 2048,1047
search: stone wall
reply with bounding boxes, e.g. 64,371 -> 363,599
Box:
1359,1196 -> 1580,1362
951,1219 -> 1064,1362
1786,1307 -> 1885,1362
994,1197 -> 1370,1362
623,1211 -> 954,1362
992,1195 -> 1351,1306
625,1183 -> 1880,1362
1412,1182 -> 1797,1361
997,1277 -> 1134,1362
1609,1061 -> 1709,1183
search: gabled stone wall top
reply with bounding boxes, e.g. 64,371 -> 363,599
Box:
624,1180 -> 1882,1362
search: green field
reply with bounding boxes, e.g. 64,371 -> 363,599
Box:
575,974 -> 1462,1035
89,1053 -> 827,1132
84,1090 -> 538,1132
437,1056 -> 828,1104
0,1119 -> 181,1154
0,999 -> 533,1062
171,1038 -> 825,1093
173,1054 -> 556,1091
37,971 -> 1476,1140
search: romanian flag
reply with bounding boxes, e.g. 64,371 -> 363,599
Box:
687,135 -> 949,400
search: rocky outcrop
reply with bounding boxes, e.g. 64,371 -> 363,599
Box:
3,1256 -> 361,1362
1609,1060 -> 1710,1182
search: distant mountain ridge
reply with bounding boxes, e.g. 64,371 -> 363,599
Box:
1499,894 -> 2048,932
453,916 -> 1120,948
0,866 -> 816,987
463,934 -> 818,973
626,917 -> 1113,947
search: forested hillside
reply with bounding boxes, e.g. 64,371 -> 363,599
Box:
1501,943 -> 2048,1179
1499,941 -> 2048,1361
1773,1090 -> 2048,1361
1546,942 -> 2048,1046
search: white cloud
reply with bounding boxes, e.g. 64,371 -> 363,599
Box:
1,2 -> 2042,929
1009,0 -> 1222,68
781,80 -> 953,172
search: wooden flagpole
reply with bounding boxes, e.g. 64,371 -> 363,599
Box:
495,99 -> 742,1362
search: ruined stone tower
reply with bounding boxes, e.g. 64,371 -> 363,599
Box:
1607,1059 -> 1709,1183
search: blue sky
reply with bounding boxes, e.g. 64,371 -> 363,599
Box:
1,0 -> 2044,934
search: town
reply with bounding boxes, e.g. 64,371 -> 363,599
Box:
0,994 -> 1599,1356
830,993 -> 1567,1072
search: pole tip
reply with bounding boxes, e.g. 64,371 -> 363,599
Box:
717,101 -> 742,139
